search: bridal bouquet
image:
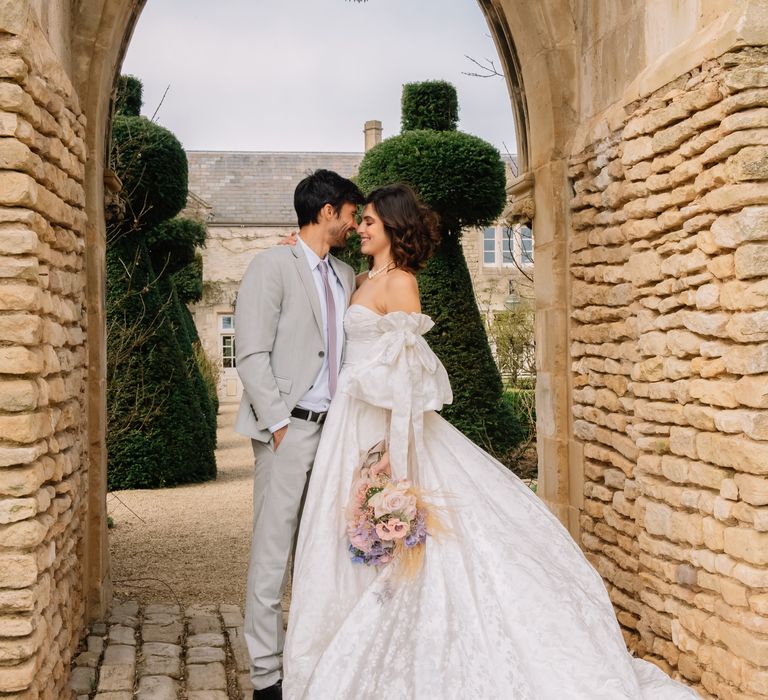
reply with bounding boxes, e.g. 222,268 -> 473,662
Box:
346,441 -> 435,577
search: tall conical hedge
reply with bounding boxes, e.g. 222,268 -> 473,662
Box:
106,76 -> 217,489
106,240 -> 215,488
357,81 -> 518,455
147,218 -> 218,451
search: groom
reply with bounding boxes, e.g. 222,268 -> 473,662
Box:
234,169 -> 364,699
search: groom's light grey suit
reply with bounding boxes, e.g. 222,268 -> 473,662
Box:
235,240 -> 354,690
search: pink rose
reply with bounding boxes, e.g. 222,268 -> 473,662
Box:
375,518 -> 409,541
376,490 -> 416,519
367,487 -> 388,516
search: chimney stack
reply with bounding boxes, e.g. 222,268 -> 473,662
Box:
364,120 -> 382,152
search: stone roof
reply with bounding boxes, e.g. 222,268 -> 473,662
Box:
185,151 -> 364,225
186,150 -> 518,226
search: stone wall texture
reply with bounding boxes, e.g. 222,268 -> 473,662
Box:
0,8 -> 89,699
569,49 -> 768,698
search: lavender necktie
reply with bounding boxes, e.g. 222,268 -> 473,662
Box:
318,260 -> 338,397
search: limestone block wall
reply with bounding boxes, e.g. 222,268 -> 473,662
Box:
569,48 -> 768,698
0,11 -> 88,698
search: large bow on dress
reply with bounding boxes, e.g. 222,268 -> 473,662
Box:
342,311 -> 452,479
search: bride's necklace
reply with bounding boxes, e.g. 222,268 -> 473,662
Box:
368,260 -> 395,280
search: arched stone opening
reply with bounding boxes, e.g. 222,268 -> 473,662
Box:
3,2 -> 768,698
72,0 -> 580,623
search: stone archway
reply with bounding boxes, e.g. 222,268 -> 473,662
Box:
68,0 -> 583,627
2,1 -> 768,698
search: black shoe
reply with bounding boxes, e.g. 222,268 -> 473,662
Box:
253,681 -> 282,700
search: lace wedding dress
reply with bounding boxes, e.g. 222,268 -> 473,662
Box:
283,305 -> 699,699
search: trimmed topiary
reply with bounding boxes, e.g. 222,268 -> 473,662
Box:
115,75 -> 143,117
107,75 -> 217,489
145,217 -> 206,279
160,271 -> 218,453
357,80 -> 519,456
111,114 -> 188,234
357,129 -> 506,235
106,240 -> 216,489
170,254 -> 204,304
401,80 -> 459,132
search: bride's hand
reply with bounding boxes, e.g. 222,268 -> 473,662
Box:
278,231 -> 298,246
370,452 -> 391,478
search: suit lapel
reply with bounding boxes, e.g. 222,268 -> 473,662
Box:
291,243 -> 324,337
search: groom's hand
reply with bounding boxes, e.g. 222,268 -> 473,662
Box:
278,231 -> 298,246
272,425 -> 288,451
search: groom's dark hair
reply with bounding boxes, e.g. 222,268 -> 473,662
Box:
294,169 -> 364,227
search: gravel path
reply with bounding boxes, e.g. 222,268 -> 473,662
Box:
108,403 -> 254,607
108,403 -> 537,609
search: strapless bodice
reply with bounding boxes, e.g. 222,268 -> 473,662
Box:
342,304 -> 434,366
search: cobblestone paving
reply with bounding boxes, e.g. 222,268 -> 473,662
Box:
69,600 -> 255,700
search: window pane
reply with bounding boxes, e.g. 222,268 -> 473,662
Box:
499,226 -> 515,265
483,226 -> 496,241
520,225 -> 533,262
483,239 -> 496,252
483,251 -> 496,264
221,335 -> 236,368
220,315 -> 234,330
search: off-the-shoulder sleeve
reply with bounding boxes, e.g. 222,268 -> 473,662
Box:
339,311 -> 452,479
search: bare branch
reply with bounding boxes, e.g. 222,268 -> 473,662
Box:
501,141 -> 519,177
107,492 -> 147,523
150,84 -> 171,123
462,54 -> 504,79
502,226 -> 534,285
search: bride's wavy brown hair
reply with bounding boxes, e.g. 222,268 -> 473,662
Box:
364,184 -> 441,272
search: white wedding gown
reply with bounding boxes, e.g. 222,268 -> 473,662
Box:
283,306 -> 699,700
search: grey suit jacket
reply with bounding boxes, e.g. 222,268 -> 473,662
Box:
234,242 -> 355,442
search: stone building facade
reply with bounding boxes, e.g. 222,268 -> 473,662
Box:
463,221 -> 533,312
1,1 -> 768,697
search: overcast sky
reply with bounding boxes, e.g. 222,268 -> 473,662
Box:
121,0 -> 517,155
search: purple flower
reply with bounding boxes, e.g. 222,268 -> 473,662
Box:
404,534 -> 420,548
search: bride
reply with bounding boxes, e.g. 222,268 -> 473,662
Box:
282,184 -> 699,699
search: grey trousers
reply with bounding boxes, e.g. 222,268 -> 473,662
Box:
244,418 -> 322,690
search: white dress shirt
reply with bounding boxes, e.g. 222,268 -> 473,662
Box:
268,236 -> 346,433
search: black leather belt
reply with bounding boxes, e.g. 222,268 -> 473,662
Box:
291,407 -> 327,424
